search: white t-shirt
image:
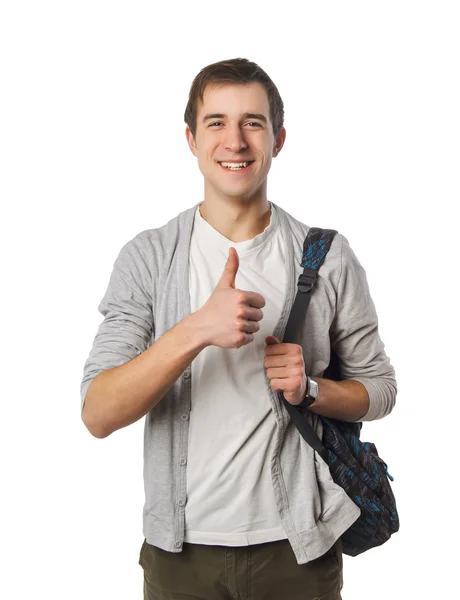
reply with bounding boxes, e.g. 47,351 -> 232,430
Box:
185,202 -> 289,546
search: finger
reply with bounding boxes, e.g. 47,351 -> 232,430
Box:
264,355 -> 289,368
264,341 -> 290,355
269,377 -> 301,393
266,366 -> 302,379
265,336 -> 280,345
216,247 -> 239,289
240,320 -> 260,334
242,306 -> 264,322
264,352 -> 304,368
243,290 -> 266,309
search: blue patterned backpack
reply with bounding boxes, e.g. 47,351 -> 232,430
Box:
281,227 -> 399,556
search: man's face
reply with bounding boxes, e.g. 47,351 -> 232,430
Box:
186,82 -> 285,202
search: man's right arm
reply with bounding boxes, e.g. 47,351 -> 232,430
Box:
81,245 -> 264,439
82,313 -> 208,438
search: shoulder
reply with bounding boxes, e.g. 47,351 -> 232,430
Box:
114,204 -> 197,269
272,202 -> 347,287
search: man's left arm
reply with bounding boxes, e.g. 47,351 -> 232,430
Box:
309,235 -> 397,423
306,378 -> 371,422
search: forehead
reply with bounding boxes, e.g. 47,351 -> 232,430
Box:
197,82 -> 270,118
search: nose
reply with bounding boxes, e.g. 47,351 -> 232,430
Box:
224,125 -> 249,153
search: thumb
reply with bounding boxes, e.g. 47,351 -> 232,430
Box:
265,336 -> 281,345
216,247 -> 239,289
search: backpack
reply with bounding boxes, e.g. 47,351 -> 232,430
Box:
281,227 -> 399,557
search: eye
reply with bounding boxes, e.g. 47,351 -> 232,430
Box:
208,121 -> 262,128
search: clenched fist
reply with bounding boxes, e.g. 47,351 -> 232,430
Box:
264,336 -> 308,405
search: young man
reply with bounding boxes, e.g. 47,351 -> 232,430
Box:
81,58 -> 396,600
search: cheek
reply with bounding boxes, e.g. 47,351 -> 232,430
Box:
197,156 -> 218,180
198,160 -> 211,179
262,156 -> 273,175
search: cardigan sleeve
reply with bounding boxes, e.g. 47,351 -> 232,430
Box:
80,233 -> 154,411
330,235 -> 397,422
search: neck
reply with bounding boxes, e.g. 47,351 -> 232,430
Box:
200,183 -> 271,242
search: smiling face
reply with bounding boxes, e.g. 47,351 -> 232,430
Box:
186,82 -> 286,204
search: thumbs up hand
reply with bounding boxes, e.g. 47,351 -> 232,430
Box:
264,336 -> 308,405
193,247 -> 266,349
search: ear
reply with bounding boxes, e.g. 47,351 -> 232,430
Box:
185,126 -> 198,157
273,127 -> 286,157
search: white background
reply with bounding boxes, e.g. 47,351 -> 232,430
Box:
1,1 -> 458,598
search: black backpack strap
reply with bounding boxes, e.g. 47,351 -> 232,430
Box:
283,228 -> 338,345
280,227 -> 337,462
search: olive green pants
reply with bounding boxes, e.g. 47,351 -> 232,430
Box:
138,537 -> 343,600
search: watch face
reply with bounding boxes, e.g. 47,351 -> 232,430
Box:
309,378 -> 318,399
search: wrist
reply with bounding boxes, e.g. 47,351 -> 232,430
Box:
295,376 -> 319,410
183,312 -> 211,351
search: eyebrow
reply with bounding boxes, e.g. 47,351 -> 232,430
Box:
202,112 -> 268,124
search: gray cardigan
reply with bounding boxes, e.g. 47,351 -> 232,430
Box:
80,201 -> 396,564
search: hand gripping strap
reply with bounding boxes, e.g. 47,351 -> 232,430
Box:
280,227 -> 337,462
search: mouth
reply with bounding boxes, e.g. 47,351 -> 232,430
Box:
217,160 -> 255,173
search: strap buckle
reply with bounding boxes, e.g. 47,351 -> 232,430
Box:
297,269 -> 316,293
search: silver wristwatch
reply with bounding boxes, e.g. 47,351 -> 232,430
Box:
296,377 -> 319,410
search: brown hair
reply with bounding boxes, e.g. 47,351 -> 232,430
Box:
184,57 -> 285,139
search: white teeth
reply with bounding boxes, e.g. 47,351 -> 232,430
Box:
220,161 -> 250,169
